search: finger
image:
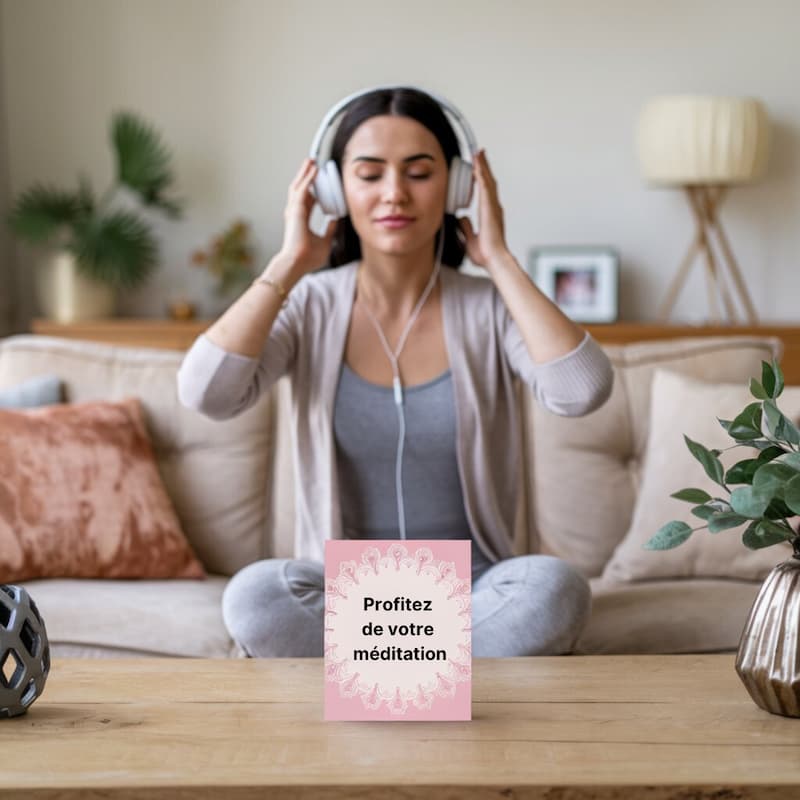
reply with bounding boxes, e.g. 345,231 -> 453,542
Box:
291,158 -> 315,188
292,158 -> 310,182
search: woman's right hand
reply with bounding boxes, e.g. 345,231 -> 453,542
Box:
277,158 -> 338,277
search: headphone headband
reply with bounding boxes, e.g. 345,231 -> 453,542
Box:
309,84 -> 478,164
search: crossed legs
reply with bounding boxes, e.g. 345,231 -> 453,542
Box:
222,554 -> 591,658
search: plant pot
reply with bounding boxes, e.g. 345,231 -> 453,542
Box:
37,250 -> 115,322
735,556 -> 800,717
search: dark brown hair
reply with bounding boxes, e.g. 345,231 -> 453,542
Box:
323,87 -> 467,270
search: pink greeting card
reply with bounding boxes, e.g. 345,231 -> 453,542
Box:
324,539 -> 472,721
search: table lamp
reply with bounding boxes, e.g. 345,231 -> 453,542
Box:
636,95 -> 770,323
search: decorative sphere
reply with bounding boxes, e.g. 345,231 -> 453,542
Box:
0,585 -> 51,718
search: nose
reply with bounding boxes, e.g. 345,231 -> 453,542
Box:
381,169 -> 410,203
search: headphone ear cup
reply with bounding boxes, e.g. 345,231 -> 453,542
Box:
313,160 -> 348,219
446,156 -> 475,214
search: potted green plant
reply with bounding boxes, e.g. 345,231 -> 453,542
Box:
7,111 -> 183,322
645,358 -> 800,717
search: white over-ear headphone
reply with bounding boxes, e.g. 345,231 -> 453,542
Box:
308,84 -> 479,219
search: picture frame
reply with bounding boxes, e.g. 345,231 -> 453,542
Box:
527,246 -> 619,323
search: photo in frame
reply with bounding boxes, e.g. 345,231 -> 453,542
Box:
527,246 -> 619,323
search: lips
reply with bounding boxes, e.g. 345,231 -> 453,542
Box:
375,216 -> 415,229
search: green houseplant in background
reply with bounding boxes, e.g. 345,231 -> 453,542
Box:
645,359 -> 800,718
7,111 -> 183,322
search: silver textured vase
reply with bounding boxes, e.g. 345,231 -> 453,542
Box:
735,555 -> 800,717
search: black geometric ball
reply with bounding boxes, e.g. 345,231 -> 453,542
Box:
0,585 -> 51,719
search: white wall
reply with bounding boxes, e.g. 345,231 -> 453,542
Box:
2,0 -> 799,324
0,6 -> 13,334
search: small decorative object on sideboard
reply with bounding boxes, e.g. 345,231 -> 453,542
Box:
0,585 -> 51,719
6,111 -> 183,323
191,219 -> 255,301
645,358 -> 800,717
167,299 -> 198,321
528,246 -> 619,323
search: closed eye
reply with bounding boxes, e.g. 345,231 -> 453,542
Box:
360,174 -> 432,182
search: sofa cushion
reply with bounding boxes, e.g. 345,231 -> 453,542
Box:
0,336 -> 273,574
576,576 -> 763,654
0,397 -> 206,581
601,370 -> 800,582
0,374 -> 62,408
18,575 -> 237,658
528,335 -> 784,578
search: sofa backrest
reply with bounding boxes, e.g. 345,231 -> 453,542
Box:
0,335 -> 273,575
0,333 -> 783,578
526,335 -> 783,577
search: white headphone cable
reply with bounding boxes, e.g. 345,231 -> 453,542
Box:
357,229 -> 445,540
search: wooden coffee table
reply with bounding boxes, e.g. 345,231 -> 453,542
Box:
2,654 -> 799,799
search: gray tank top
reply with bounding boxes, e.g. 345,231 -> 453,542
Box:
333,361 -> 493,582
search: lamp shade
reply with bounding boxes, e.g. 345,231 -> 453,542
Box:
636,95 -> 770,185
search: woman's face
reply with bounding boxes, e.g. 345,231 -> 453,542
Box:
341,115 -> 449,257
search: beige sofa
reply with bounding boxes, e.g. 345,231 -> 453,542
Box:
1,332 -> 794,659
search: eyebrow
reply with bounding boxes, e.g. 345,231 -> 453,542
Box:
351,153 -> 435,164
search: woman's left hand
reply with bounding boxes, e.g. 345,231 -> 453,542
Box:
457,149 -> 511,269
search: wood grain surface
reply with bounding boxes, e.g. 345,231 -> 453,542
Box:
2,655 -> 799,799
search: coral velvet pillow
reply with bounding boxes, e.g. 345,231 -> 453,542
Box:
0,397 -> 206,581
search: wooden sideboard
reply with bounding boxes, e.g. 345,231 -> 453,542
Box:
31,318 -> 210,352
30,318 -> 800,384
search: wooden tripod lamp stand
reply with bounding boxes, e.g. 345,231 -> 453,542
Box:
637,95 -> 770,324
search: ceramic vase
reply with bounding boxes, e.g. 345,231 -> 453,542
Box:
37,250 -> 115,322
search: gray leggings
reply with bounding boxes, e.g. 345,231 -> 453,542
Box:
222,554 -> 592,658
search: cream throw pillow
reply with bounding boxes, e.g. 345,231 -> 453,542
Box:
602,370 -> 800,582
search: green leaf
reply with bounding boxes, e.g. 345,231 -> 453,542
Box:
728,402 -> 763,441
671,488 -> 713,504
763,400 -> 800,445
7,184 -> 82,244
683,435 -> 725,486
742,519 -> 791,550
644,521 -> 694,550
730,485 -> 774,518
741,520 -> 789,550
724,459 -> 759,485
750,378 -> 768,400
707,511 -> 749,533
752,461 -> 800,497
758,445 -> 789,464
761,361 -> 776,398
70,210 -> 157,289
763,358 -> 784,399
764,498 -> 795,520
706,499 -> 733,513
691,505 -> 716,520
777,452 -> 800,470
785,474 -> 800,516
112,111 -> 183,219
772,358 -> 785,399
717,418 -> 733,433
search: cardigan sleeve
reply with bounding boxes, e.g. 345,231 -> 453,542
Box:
494,286 -> 614,416
176,277 -> 307,419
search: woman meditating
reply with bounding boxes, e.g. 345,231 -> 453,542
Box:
177,85 -> 613,658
